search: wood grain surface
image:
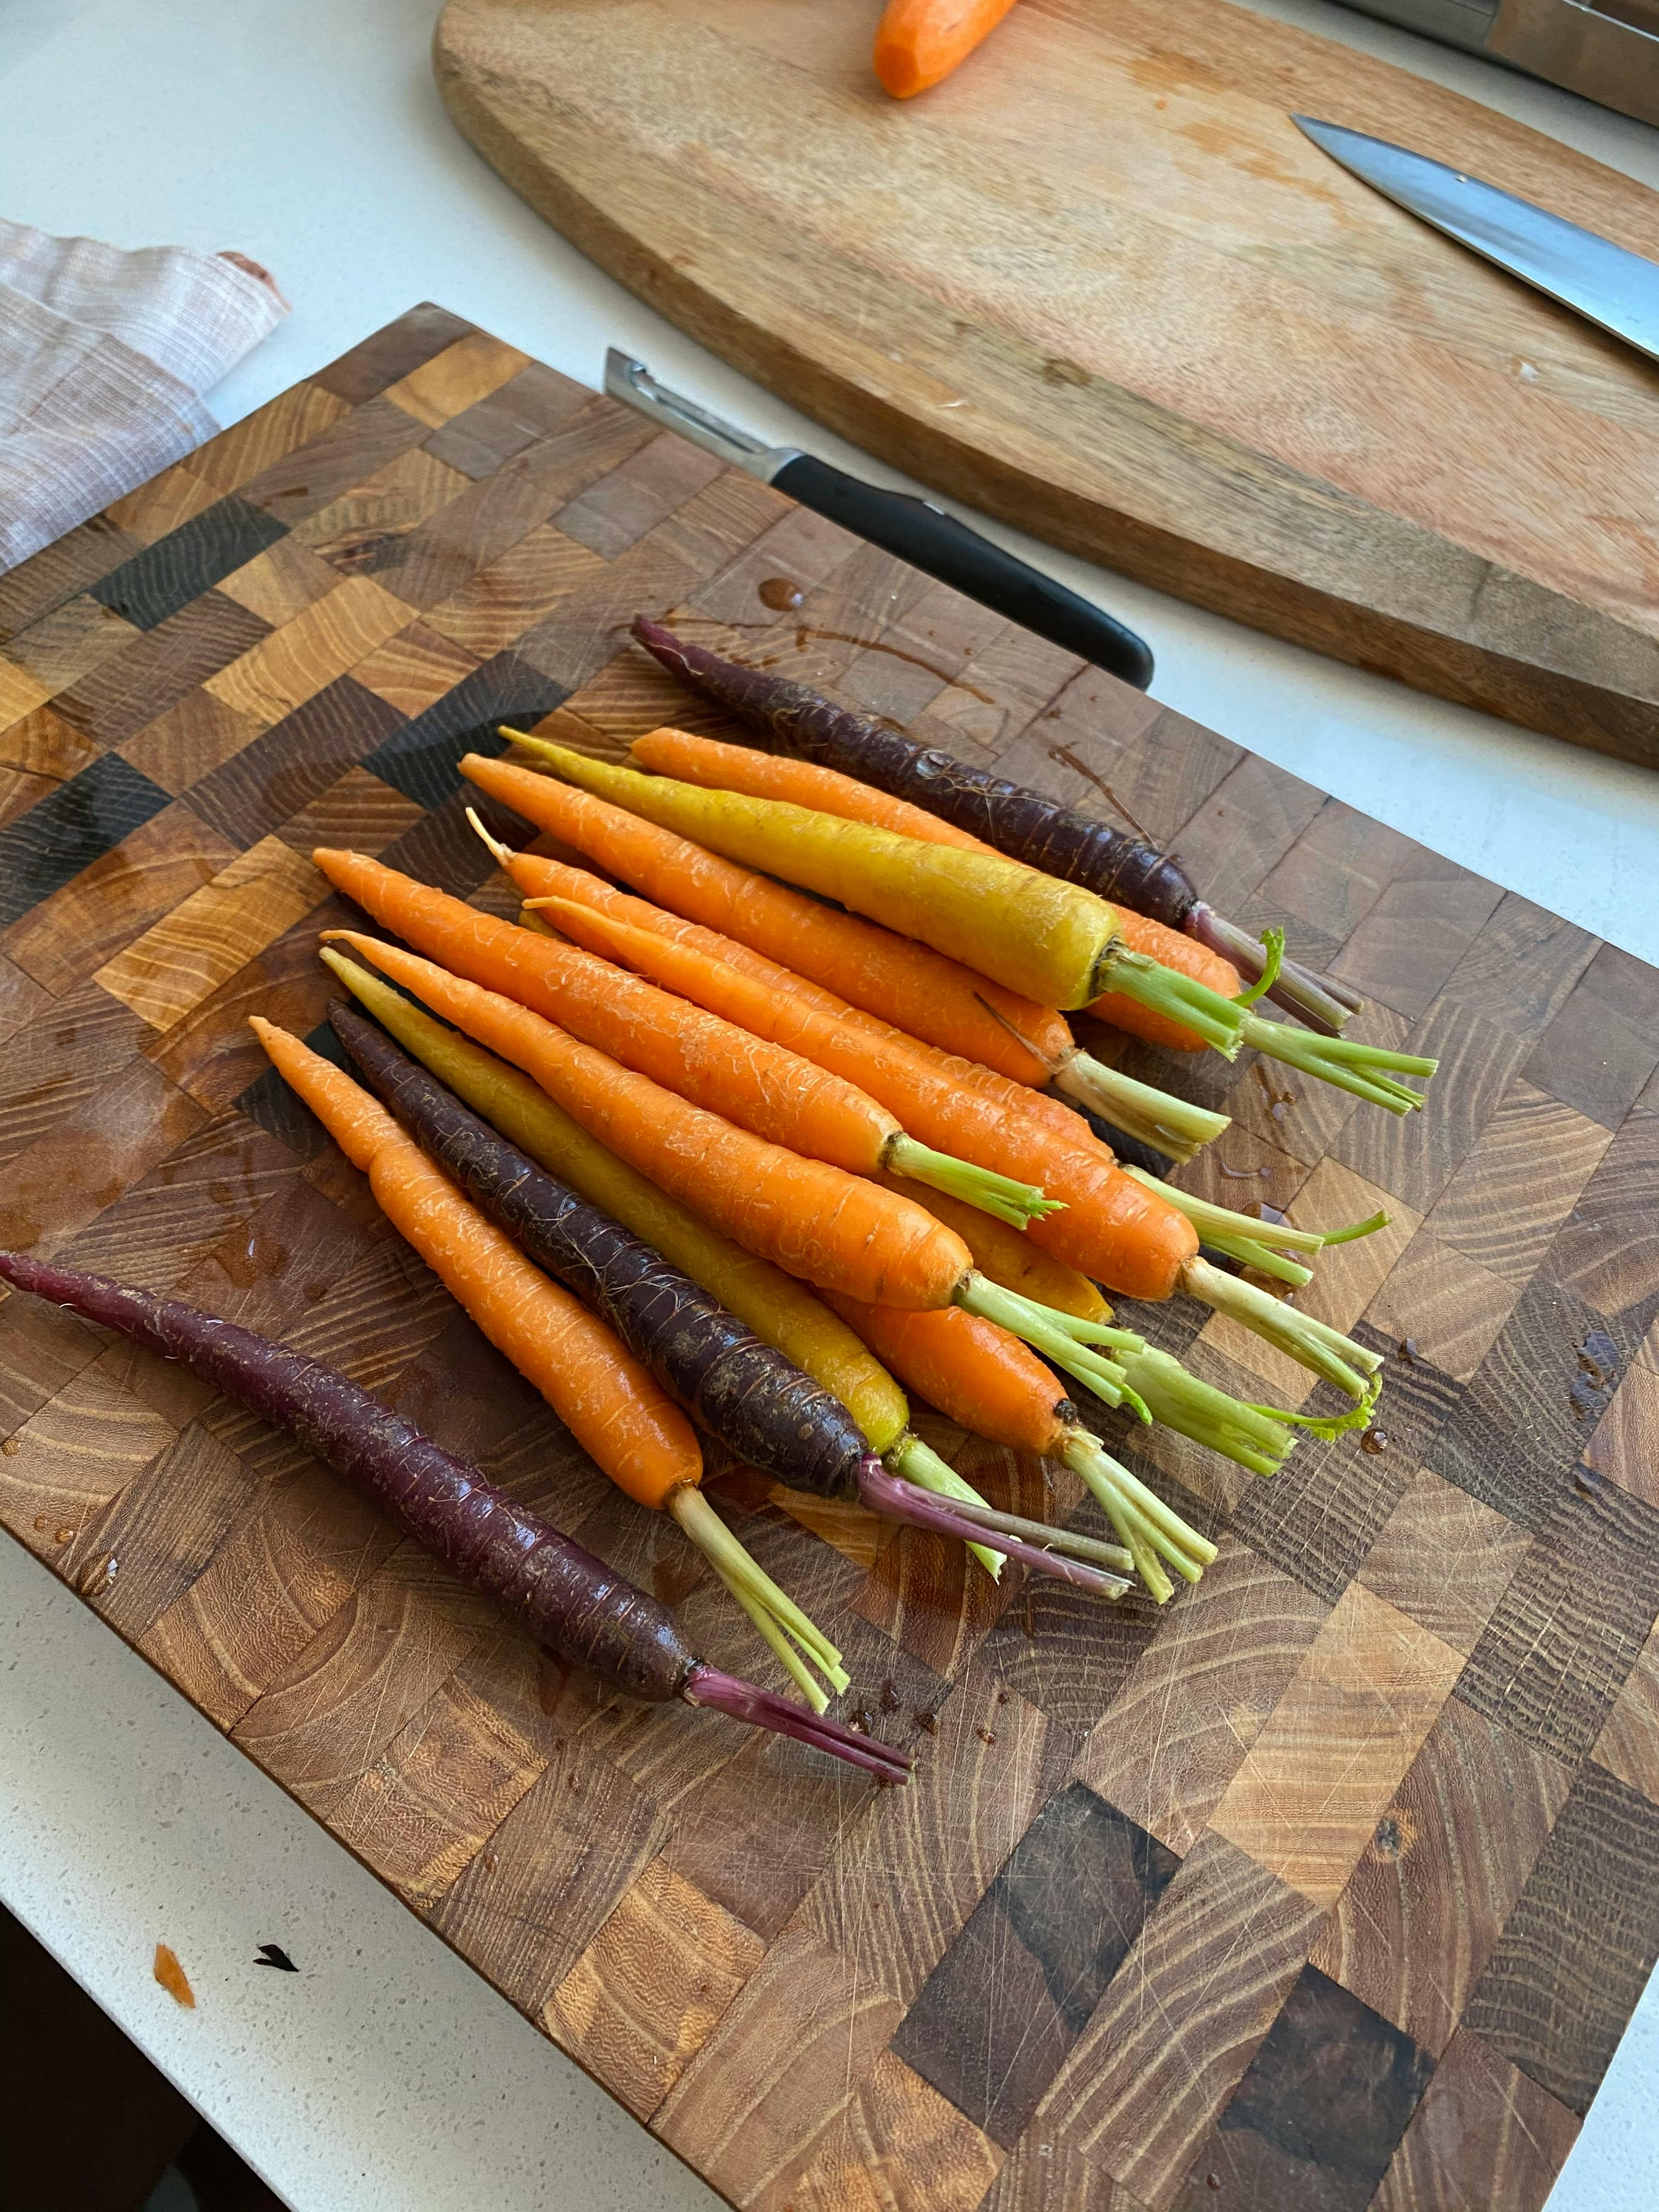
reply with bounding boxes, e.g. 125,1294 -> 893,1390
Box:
4,307 -> 1659,2211
432,0 -> 1659,766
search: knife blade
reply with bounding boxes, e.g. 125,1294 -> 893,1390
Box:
603,350 -> 1155,690
1292,117 -> 1659,364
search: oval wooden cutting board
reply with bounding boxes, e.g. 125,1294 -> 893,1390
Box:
433,0 -> 1659,764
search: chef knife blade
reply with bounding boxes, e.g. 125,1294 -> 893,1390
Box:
603,350 -> 1155,689
1293,117 -> 1659,364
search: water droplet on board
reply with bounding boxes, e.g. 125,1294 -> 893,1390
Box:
1217,1161 -> 1267,1180
54,1525 -> 76,1545
4,1437 -> 23,1457
1359,1429 -> 1389,1457
1257,1201 -> 1289,1227
1397,1338 -> 1419,1365
757,577 -> 804,612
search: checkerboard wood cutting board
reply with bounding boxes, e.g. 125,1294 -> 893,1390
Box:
3,308 -> 1658,2212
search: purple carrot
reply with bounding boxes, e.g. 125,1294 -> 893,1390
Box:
631,616 -> 1362,1035
0,1250 -> 910,1780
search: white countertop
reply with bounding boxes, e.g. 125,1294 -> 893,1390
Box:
2,3 -> 1657,2207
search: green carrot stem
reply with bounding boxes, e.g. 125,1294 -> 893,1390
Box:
958,1278 -> 1152,1420
1232,928 -> 1285,1009
1064,1438 -> 1210,1592
975,1282 -> 1144,1353
887,1434 -> 1002,1581
1313,1209 -> 1391,1247
885,1135 -> 1059,1229
1091,946 -> 1246,1056
1088,1446 -> 1220,1568
671,1488 -> 848,1700
893,1434 -> 1134,1573
1114,1345 -> 1297,1478
1240,1014 -> 1436,1114
1053,1052 -> 1231,1164
1248,1372 -> 1381,1437
1120,1167 -> 1329,1254
1285,1036 -> 1439,1075
1064,1449 -> 1175,1601
1181,1257 -> 1381,1400
703,1550 -> 831,1711
1120,1168 -> 1389,1284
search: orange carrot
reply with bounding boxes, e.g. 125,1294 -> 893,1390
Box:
511,853 -> 1359,1297
250,1014 -> 853,1708
315,932 -> 973,1310
461,751 -> 1068,1084
508,866 -> 1385,1401
527,887 -> 1201,1305
311,846 -> 1044,1228
247,1016 -> 698,1510
826,1296 -> 1066,1459
632,727 -> 996,854
499,833 -> 1097,1144
630,724 -> 1240,1052
313,936 -> 1160,1411
463,752 -> 1228,1159
866,1169 -> 1111,1325
614,726 -> 1432,1121
874,0 -> 1022,99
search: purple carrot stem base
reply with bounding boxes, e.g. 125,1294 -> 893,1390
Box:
684,1666 -> 912,1781
857,1461 -> 1127,1598
1189,904 -> 1363,1036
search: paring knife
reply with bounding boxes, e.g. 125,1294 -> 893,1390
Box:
1293,117 -> 1659,364
603,349 -> 1155,690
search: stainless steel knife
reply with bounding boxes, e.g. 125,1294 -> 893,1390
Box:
603,349 -> 1155,690
1293,117 -> 1659,363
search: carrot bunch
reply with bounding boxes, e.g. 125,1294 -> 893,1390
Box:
326,947 -> 1132,1593
452,762 -> 1386,1403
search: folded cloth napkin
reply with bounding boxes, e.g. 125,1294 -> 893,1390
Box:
0,219 -> 288,573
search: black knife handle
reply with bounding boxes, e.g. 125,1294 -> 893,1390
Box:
771,453 -> 1153,691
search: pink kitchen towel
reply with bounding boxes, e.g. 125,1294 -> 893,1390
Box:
0,221 -> 289,572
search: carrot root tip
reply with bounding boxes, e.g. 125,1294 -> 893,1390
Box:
465,805 -> 516,868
